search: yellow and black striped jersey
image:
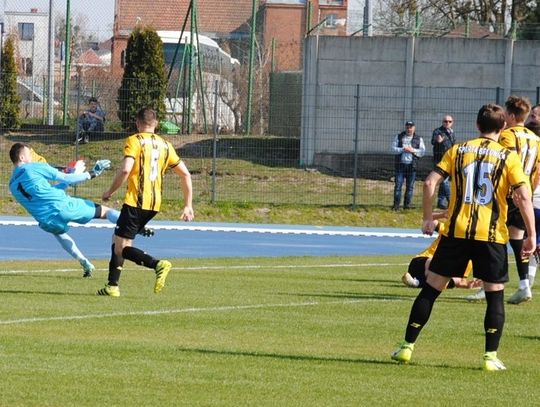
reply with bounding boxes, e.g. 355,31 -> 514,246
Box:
435,137 -> 527,244
30,148 -> 47,163
415,223 -> 472,277
123,132 -> 181,211
499,125 -> 540,192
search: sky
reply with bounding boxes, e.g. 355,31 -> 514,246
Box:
3,0 -> 115,39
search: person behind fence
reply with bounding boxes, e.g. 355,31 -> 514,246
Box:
431,114 -> 456,209
391,120 -> 425,210
76,97 -> 106,142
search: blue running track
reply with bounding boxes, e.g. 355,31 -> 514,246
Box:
0,216 -> 433,260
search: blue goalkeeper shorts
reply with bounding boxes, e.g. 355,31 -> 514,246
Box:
38,197 -> 99,234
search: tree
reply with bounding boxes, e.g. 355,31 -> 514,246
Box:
373,0 -> 537,37
0,35 -> 22,130
519,3 -> 540,39
117,25 -> 167,131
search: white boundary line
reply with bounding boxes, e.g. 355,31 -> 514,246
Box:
0,298 -> 398,326
0,262 -> 409,275
0,219 -> 432,239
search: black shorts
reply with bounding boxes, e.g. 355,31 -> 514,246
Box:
429,236 -> 508,284
115,204 -> 157,240
507,199 -> 525,230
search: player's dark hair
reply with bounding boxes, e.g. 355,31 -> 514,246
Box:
477,104 -> 506,134
136,107 -> 157,126
88,97 -> 98,103
505,95 -> 531,122
9,142 -> 30,164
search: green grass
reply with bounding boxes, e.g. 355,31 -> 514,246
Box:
0,256 -> 539,406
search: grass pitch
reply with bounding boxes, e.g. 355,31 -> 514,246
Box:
0,256 -> 539,406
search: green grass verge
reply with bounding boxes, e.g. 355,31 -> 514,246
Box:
0,256 -> 538,406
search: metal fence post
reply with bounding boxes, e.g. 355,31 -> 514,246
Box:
211,79 -> 219,204
352,84 -> 360,209
536,86 -> 539,105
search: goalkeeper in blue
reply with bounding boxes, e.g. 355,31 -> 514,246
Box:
9,142 -> 116,278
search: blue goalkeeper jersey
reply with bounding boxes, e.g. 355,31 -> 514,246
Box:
9,162 -> 89,223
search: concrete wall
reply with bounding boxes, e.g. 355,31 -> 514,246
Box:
301,36 -> 540,166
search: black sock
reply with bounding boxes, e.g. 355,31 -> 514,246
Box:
122,246 -> 159,269
509,239 -> 529,281
484,289 -> 505,352
108,244 -> 124,286
405,284 -> 442,344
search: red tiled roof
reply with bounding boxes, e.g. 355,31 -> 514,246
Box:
116,0 -> 259,35
75,49 -> 106,66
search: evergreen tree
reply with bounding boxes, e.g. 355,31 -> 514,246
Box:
117,26 -> 167,131
0,36 -> 21,130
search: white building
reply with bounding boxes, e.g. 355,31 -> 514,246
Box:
3,8 -> 49,81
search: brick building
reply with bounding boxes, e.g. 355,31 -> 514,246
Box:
111,0 -> 347,74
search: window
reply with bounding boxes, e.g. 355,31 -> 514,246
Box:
18,23 -> 34,41
324,14 -> 338,28
21,57 -> 33,75
319,0 -> 344,5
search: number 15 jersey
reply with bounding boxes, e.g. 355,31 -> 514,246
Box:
435,137 -> 527,244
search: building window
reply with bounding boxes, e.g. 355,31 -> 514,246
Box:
319,0 -> 344,5
18,23 -> 34,41
324,14 -> 338,28
21,57 -> 33,75
120,50 -> 126,67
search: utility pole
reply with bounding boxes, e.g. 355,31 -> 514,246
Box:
246,0 -> 257,135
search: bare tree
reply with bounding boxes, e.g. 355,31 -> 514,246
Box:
373,0 -> 537,36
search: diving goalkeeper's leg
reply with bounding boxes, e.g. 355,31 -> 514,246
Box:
53,233 -> 95,277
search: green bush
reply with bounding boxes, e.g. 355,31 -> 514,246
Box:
117,25 -> 167,131
0,36 -> 21,130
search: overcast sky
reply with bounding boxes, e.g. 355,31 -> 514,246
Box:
4,0 -> 115,39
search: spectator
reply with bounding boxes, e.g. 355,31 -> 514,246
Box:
76,97 -> 106,143
431,115 -> 455,209
391,121 -> 425,210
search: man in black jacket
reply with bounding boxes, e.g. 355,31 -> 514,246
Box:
431,115 -> 455,209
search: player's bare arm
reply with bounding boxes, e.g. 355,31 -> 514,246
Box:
513,184 -> 536,257
102,157 -> 134,201
173,161 -> 194,221
422,171 -> 443,235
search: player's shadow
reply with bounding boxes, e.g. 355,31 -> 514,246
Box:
284,291 -> 471,303
174,346 -> 479,371
0,288 -> 87,296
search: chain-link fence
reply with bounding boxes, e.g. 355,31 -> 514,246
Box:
2,1 -> 540,214
3,81 -> 540,213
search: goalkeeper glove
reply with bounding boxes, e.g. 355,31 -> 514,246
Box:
89,159 -> 111,178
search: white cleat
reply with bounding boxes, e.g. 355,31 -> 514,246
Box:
507,287 -> 532,305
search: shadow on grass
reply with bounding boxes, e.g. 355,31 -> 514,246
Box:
285,291 -> 480,304
175,346 -> 479,371
0,289 -> 88,296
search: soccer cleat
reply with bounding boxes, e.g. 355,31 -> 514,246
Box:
139,227 -> 155,237
96,284 -> 120,297
507,287 -> 532,305
391,341 -> 414,364
466,288 -> 485,302
401,272 -> 420,288
482,351 -> 506,371
80,259 -> 95,278
154,260 -> 172,293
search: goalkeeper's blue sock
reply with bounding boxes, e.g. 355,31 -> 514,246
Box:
106,209 -> 120,224
53,233 -> 86,262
